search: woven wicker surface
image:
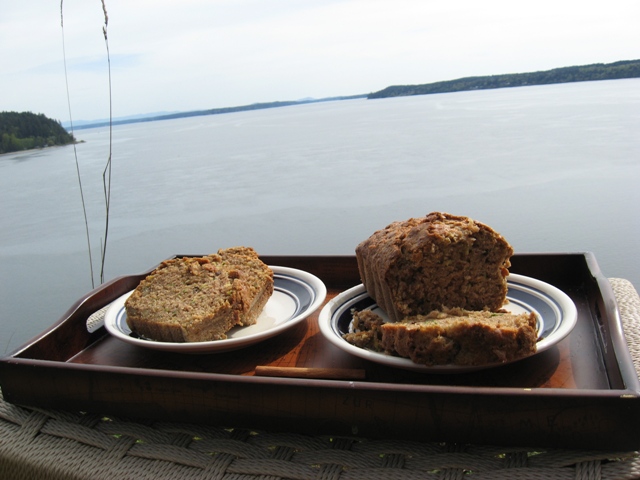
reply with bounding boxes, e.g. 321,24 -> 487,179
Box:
1,278 -> 639,480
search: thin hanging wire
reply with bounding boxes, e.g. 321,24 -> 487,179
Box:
99,0 -> 112,285
60,0 -> 95,289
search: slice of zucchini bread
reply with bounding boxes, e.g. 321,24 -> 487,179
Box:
380,308 -> 538,366
355,212 -> 513,322
125,247 -> 273,342
344,308 -> 537,366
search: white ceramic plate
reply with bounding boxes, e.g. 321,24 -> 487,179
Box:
318,273 -> 577,373
104,266 -> 327,353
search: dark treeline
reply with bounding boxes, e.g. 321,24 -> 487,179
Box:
368,60 -> 640,99
0,111 -> 76,154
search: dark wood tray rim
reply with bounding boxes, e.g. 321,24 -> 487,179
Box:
4,356 -> 638,399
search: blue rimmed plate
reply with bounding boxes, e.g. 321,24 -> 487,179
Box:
318,273 -> 577,373
104,266 -> 327,353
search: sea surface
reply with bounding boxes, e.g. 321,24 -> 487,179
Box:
1,78 -> 639,354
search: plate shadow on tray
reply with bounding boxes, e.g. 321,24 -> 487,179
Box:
358,345 -> 562,388
158,321 -> 310,375
81,321 -> 310,376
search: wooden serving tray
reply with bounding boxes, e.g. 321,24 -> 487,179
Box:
1,253 -> 639,450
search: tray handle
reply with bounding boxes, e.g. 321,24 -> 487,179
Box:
8,273 -> 147,361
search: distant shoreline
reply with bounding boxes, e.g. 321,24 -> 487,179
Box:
367,59 -> 640,99
69,95 -> 367,131
69,59 -> 640,131
0,111 -> 78,155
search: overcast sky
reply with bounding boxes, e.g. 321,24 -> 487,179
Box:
2,0 -> 638,122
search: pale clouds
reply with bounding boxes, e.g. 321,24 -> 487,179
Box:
2,0 -> 638,121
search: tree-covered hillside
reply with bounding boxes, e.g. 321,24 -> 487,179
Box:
368,60 -> 640,99
0,111 -> 76,154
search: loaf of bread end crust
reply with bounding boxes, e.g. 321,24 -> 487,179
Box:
124,247 -> 273,342
355,212 -> 513,322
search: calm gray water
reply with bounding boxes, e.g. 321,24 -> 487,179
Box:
1,79 -> 639,354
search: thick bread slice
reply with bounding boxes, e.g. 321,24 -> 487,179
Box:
380,308 -> 537,366
124,247 -> 273,342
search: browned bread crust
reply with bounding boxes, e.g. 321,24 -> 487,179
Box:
356,212 -> 513,322
124,247 -> 273,342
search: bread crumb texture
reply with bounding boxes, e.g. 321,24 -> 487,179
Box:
356,212 -> 513,322
125,247 -> 273,342
345,308 -> 537,366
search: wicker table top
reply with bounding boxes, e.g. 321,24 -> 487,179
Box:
1,278 -> 639,480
